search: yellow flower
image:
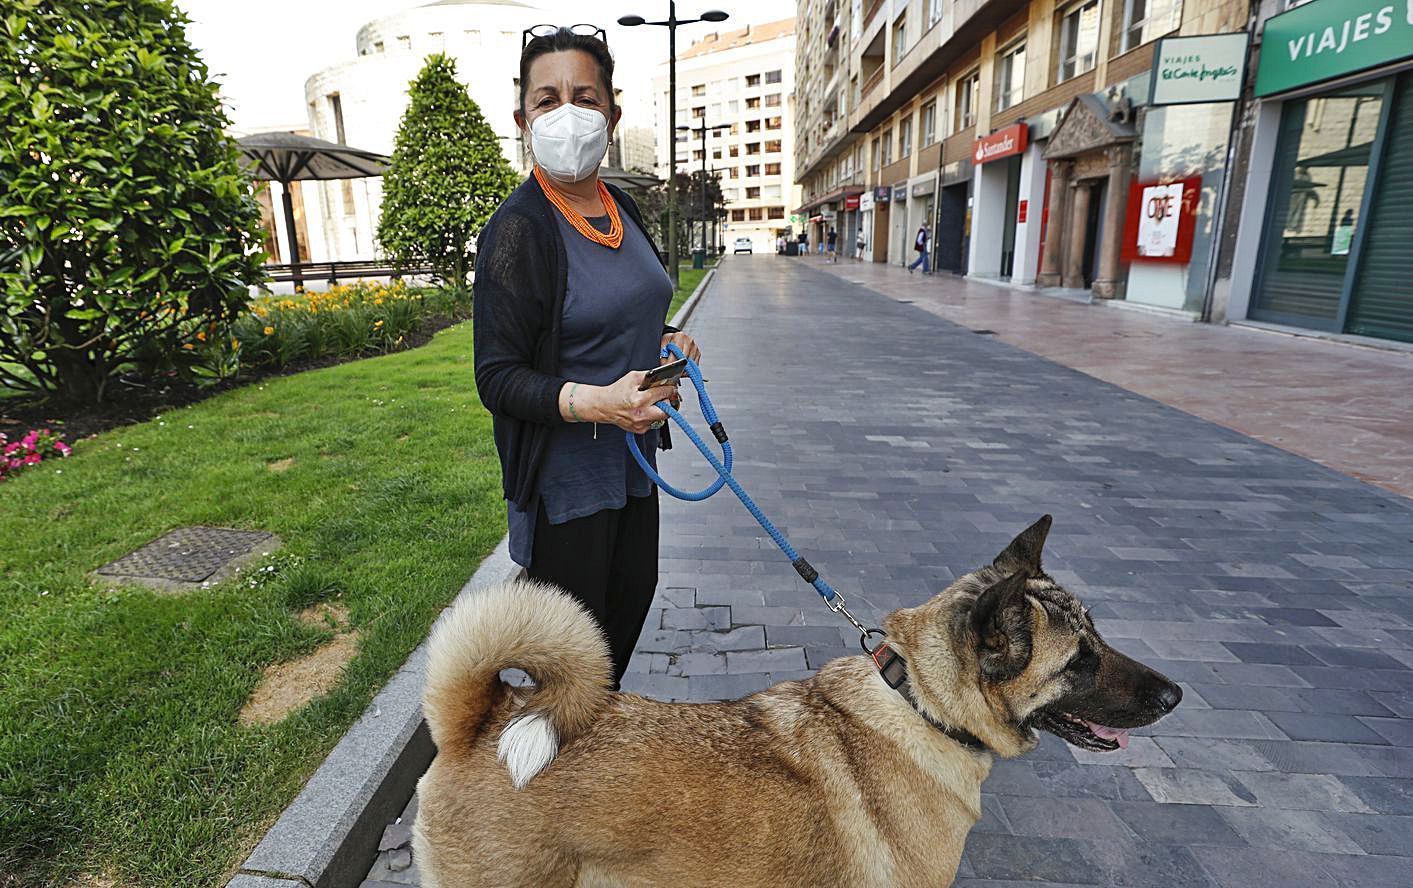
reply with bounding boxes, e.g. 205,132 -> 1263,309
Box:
264,326 -> 274,336
373,319 -> 384,328
231,338 -> 239,349
182,342 -> 195,350
196,330 -> 206,342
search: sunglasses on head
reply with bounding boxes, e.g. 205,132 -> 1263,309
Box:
522,23 -> 608,49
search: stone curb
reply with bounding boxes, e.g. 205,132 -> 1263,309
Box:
226,537 -> 519,888
672,263 -> 716,329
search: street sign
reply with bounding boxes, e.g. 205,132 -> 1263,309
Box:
1149,32 -> 1250,105
973,123 -> 1028,164
1255,0 -> 1413,97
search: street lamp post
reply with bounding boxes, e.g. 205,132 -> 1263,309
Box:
677,122 -> 729,268
619,3 -> 728,288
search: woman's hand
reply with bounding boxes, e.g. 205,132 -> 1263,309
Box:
661,332 -> 701,365
559,373 -> 677,434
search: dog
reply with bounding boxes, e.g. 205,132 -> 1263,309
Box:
413,515 -> 1181,887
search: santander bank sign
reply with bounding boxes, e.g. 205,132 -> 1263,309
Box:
973,123 -> 1029,164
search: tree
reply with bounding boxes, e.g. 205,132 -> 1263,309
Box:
0,0 -> 267,404
377,54 -> 519,291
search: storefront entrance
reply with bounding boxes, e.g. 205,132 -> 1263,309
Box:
1251,73 -> 1413,343
999,155 -> 1023,277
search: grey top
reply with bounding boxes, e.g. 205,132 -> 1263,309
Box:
509,201 -> 673,566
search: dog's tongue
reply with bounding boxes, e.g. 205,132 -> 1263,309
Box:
1085,721 -> 1130,749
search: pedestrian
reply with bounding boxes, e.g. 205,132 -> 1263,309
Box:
908,222 -> 931,275
776,234 -> 784,255
826,227 -> 838,262
801,232 -> 808,255
855,229 -> 866,262
473,24 -> 701,687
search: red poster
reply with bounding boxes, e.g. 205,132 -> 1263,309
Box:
1121,176 -> 1202,264
844,195 -> 860,210
1018,199 -> 1028,223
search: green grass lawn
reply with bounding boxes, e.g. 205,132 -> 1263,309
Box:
668,261 -> 715,322
0,321 -> 505,887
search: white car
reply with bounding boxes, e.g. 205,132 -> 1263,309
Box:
733,237 -> 753,254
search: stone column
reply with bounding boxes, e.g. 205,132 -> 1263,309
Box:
1092,144 -> 1132,299
1062,179 -> 1091,289
1036,159 -> 1071,288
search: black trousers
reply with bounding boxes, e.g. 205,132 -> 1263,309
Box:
526,491 -> 658,686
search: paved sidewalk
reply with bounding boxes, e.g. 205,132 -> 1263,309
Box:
805,254 -> 1413,499
368,255 -> 1412,887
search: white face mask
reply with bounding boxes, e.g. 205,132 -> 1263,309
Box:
528,103 -> 609,183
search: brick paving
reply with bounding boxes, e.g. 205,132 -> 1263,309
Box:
807,254 -> 1413,499
366,255 -> 1413,887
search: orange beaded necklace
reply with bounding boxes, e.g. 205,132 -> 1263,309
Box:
534,166 -> 623,249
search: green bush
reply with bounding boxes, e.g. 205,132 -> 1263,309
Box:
376,54 -> 518,290
0,0 -> 267,404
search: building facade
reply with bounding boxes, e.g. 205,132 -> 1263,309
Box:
653,19 -> 801,254
796,0 -> 1249,303
1220,0 -> 1413,345
299,0 -> 539,264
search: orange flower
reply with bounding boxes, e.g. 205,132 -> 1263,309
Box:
196,330 -> 206,341
182,343 -> 195,350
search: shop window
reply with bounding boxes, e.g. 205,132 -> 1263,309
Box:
955,71 -> 979,131
921,100 -> 937,146
765,93 -> 782,106
899,116 -> 913,158
995,40 -> 1026,112
1122,0 -> 1182,53
1057,1 -> 1101,83
765,69 -> 782,84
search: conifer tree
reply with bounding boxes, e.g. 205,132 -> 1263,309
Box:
377,54 -> 519,290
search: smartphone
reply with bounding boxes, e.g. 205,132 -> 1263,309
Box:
639,357 -> 689,391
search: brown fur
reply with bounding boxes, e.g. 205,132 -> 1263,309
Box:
415,520 -> 1178,887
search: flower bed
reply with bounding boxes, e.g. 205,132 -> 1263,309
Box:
1,428 -> 72,481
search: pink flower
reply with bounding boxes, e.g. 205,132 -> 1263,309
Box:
55,442 -> 72,457
22,453 -> 41,466
20,431 -> 38,450
3,443 -> 18,457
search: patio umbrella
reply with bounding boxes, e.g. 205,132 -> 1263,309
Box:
236,132 -> 391,287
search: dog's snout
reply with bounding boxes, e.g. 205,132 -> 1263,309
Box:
1154,683 -> 1182,714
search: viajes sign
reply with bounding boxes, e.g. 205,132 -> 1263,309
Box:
973,123 -> 1028,165
1255,0 -> 1413,96
1149,33 -> 1250,105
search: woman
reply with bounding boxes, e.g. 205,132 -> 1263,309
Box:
473,25 -> 701,687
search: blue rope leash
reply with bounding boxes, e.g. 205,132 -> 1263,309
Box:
627,345 -> 871,638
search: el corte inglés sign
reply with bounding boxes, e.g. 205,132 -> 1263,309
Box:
1149,33 -> 1250,105
1255,0 -> 1413,96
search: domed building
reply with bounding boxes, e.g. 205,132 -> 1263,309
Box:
299,0 -> 541,264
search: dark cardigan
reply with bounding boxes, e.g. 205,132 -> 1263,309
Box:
473,173 -> 676,511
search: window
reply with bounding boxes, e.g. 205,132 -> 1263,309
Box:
929,0 -> 945,25
1122,0 -> 1181,52
692,106 -> 705,119
764,139 -> 781,153
765,69 -> 782,84
764,162 -> 782,175
766,205 -> 785,219
463,30 -> 479,45
921,100 -> 937,146
727,99 -> 739,114
746,120 -> 762,133
692,83 -> 706,96
397,35 -> 411,50
731,209 -> 747,222
693,149 -> 704,161
710,102 -> 722,118
881,128 -> 893,166
898,116 -> 912,158
746,73 -> 761,87
746,96 -> 761,109
765,93 -> 782,106
748,207 -> 764,221
746,142 -> 761,155
746,186 -> 761,199
871,136 -> 880,169
763,184 -> 782,200
746,164 -> 761,177
955,70 -> 979,131
893,16 -> 907,66
713,148 -> 722,160
995,40 -> 1026,112
1057,1 -> 1101,83
429,31 -> 444,49
766,116 -> 782,130
729,145 -> 740,157
328,93 -> 346,144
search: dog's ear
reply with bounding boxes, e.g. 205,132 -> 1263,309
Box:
972,570 -> 1034,681
993,514 -> 1052,576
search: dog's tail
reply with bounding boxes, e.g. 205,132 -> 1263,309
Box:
422,578 -> 613,788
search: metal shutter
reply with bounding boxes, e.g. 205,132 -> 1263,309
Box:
1348,74 -> 1413,343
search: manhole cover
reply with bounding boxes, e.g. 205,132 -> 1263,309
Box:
96,526 -> 278,588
